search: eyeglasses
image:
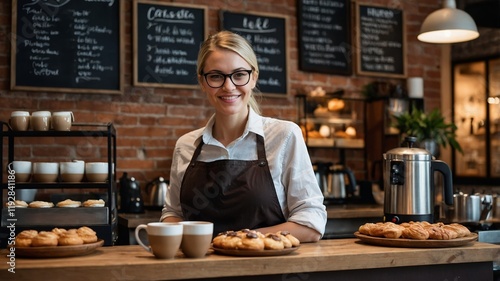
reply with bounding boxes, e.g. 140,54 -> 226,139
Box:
202,69 -> 252,88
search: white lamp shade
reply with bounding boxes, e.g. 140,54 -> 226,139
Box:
418,7 -> 479,44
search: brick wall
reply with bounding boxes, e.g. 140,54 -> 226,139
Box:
0,0 -> 442,186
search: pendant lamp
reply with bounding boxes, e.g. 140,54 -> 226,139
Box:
418,0 -> 479,44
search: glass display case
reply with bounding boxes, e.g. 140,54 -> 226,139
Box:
452,57 -> 500,183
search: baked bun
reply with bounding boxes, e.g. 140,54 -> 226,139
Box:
77,226 -> 98,243
5,200 -> 28,208
58,229 -> 84,246
51,227 -> 68,237
15,230 -> 38,247
57,199 -> 81,208
445,223 -> 471,238
220,231 -> 242,249
32,231 -> 59,247
239,231 -> 265,250
28,201 -> 54,208
402,223 -> 429,240
263,233 -> 284,250
277,231 -> 300,247
82,199 -> 105,207
328,98 -> 345,111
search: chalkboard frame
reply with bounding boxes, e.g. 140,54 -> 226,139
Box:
220,10 -> 290,98
355,3 -> 407,78
297,0 -> 352,75
133,0 -> 208,89
10,0 -> 124,94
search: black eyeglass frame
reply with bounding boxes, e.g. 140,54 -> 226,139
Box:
201,69 -> 253,88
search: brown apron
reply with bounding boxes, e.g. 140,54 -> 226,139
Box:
180,134 -> 286,235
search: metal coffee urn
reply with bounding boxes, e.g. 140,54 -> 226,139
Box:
383,137 -> 454,223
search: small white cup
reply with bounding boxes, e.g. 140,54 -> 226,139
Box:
179,221 -> 213,258
52,111 -> 74,131
9,111 -> 30,131
32,162 -> 59,182
10,161 -> 32,182
31,111 -> 52,131
60,160 -> 85,182
85,162 -> 108,182
407,77 -> 424,98
135,222 -> 183,259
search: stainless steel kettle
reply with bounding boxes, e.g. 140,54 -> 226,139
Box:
383,137 -> 454,223
145,176 -> 168,209
325,164 -> 357,202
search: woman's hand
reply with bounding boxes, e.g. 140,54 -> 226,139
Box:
254,222 -> 321,243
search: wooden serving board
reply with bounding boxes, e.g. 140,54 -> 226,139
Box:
354,232 -> 477,248
15,239 -> 104,258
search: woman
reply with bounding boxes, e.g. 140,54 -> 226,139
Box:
161,30 -> 326,242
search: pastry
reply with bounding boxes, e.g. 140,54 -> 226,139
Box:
77,226 -> 98,243
426,224 -> 458,240
15,230 -> 38,247
276,232 -> 292,248
51,228 -> 68,237
58,229 -> 84,246
327,98 -> 345,111
358,223 -> 377,235
239,231 -> 264,250
212,231 -> 228,249
31,231 -> 59,247
221,231 -> 243,249
57,199 -> 81,208
382,224 -> 404,239
263,233 -> 284,250
28,201 -> 54,208
277,231 -> 300,247
82,199 -> 105,207
402,223 -> 429,240
445,223 -> 471,238
5,200 -> 28,208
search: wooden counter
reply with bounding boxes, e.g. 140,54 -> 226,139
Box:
2,238 -> 499,281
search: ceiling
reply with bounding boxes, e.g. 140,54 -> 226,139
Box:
459,0 -> 500,28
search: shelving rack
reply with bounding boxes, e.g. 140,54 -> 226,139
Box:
0,122 -> 117,246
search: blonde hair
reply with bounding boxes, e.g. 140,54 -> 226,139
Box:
197,30 -> 261,114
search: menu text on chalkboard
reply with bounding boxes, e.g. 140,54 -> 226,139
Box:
133,1 -> 207,88
297,0 -> 351,75
356,4 -> 406,78
220,11 -> 289,96
11,0 -> 123,93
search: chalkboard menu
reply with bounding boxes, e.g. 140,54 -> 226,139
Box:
133,1 -> 207,88
356,4 -> 406,78
297,0 -> 351,75
220,11 -> 289,97
11,0 -> 123,94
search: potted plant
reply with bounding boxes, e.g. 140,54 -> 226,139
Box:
391,106 -> 463,156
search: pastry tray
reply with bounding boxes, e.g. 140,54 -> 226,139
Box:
1,207 -> 108,227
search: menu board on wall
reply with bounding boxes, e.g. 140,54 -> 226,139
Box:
356,4 -> 406,78
220,10 -> 289,97
297,0 -> 351,75
133,1 -> 207,88
11,0 -> 123,94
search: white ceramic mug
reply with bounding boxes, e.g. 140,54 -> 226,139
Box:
85,162 -> 108,182
179,221 -> 213,258
32,162 -> 59,182
135,222 -> 183,259
10,161 -> 32,182
9,111 -> 30,131
52,111 -> 74,131
60,160 -> 85,182
31,111 -> 51,131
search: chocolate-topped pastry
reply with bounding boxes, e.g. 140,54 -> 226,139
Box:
263,233 -> 284,250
